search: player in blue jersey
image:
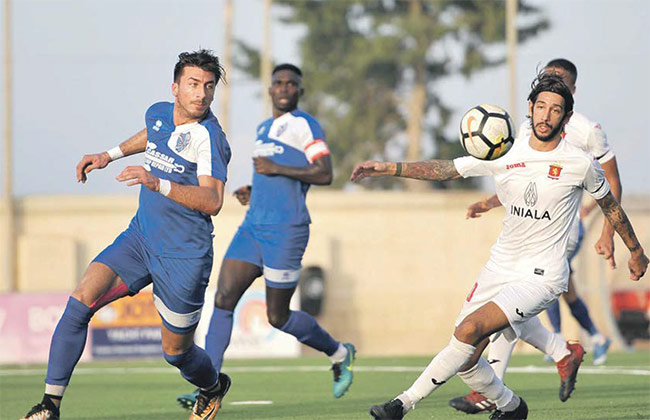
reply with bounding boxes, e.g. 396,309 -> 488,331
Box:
21,50 -> 231,420
176,64 -> 356,413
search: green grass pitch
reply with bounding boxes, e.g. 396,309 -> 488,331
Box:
2,352 -> 649,419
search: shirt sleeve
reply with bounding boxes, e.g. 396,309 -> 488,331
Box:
587,123 -> 614,164
196,126 -> 231,183
582,158 -> 610,200
299,116 -> 330,163
453,156 -> 494,178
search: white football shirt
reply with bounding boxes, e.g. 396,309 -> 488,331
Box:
454,136 -> 610,291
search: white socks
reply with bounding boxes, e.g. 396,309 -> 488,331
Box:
457,357 -> 518,409
44,384 -> 66,398
329,342 -> 348,364
399,336 -> 476,411
486,334 -> 516,380
520,316 -> 569,362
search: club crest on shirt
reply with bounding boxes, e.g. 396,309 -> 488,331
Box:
275,123 -> 288,137
548,163 -> 563,180
175,132 -> 191,153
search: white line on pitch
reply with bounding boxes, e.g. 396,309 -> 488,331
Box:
1,365 -> 648,377
229,401 -> 273,405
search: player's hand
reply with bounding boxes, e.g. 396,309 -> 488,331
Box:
595,233 -> 616,269
466,198 -> 492,219
253,157 -> 280,175
628,249 -> 648,281
350,161 -> 395,182
233,185 -> 251,206
116,166 -> 160,191
76,152 -> 111,183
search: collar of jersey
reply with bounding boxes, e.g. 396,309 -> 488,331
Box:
524,136 -> 563,155
273,109 -> 298,123
173,120 -> 201,131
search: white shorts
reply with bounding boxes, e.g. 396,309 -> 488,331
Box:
455,267 -> 560,342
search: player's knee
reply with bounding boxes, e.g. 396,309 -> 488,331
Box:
162,340 -> 191,357
70,291 -> 96,310
214,289 -> 238,311
455,320 -> 482,344
163,347 -> 190,367
562,290 -> 578,303
267,309 -> 290,329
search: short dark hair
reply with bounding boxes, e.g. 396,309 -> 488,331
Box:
173,49 -> 225,84
527,71 -> 574,115
272,63 -> 302,77
545,58 -> 578,85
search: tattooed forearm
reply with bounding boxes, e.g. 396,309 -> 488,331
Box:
597,192 -> 641,252
400,160 -> 462,181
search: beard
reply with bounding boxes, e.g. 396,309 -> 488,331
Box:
532,121 -> 563,142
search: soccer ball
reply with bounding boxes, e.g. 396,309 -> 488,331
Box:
459,104 -> 515,160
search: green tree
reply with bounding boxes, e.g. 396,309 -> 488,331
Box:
236,0 -> 548,188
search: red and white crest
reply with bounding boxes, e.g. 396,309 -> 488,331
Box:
548,163 -> 563,180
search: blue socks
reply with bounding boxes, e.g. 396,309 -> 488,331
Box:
547,298 -> 599,336
279,310 -> 339,356
45,297 -> 93,386
569,298 -> 598,335
205,307 -> 234,372
546,300 -> 562,333
164,344 -> 218,389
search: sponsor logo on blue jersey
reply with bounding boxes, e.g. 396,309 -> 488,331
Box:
144,143 -> 185,174
253,140 -> 284,157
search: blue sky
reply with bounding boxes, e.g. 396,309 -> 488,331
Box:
0,0 -> 648,195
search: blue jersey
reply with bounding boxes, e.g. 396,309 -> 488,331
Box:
131,102 -> 231,258
245,109 -> 330,225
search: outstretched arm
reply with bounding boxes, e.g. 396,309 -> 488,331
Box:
596,191 -> 648,281
253,155 -> 332,185
350,160 -> 461,182
76,128 -> 148,183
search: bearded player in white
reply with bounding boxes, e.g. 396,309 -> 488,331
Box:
449,58 -> 623,415
350,72 -> 648,420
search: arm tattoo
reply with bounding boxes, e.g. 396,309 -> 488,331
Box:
401,160 -> 461,181
597,192 -> 641,252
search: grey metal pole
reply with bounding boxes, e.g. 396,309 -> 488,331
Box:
219,0 -> 233,135
506,0 -> 518,124
261,0 -> 272,116
4,0 -> 16,291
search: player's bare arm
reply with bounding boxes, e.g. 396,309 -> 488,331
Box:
253,154 -> 333,185
466,194 -> 503,219
350,159 -> 461,183
596,191 -> 648,280
594,157 -> 623,268
116,167 -> 224,216
76,128 -> 148,183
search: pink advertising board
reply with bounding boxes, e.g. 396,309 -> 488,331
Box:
0,293 -> 91,364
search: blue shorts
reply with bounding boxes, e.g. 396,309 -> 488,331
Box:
224,222 -> 309,289
93,227 -> 213,334
568,220 -> 585,263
